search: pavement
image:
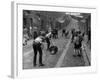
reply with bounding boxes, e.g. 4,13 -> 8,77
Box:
23,18 -> 91,69
23,30 -> 69,69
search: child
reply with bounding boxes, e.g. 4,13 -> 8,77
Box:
73,31 -> 83,57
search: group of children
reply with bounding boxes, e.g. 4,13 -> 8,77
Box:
71,29 -> 84,57
31,28 -> 87,66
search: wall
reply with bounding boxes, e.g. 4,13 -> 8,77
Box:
0,0 -> 100,80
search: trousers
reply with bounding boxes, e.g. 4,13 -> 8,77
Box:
33,42 -> 43,65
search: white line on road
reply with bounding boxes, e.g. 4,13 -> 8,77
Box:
24,50 -> 33,56
55,39 -> 71,67
82,42 -> 91,66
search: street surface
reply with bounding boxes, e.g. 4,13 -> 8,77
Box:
23,18 -> 90,69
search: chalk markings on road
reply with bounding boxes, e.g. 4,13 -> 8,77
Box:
55,39 -> 71,67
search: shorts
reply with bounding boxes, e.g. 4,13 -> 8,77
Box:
74,43 -> 82,49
